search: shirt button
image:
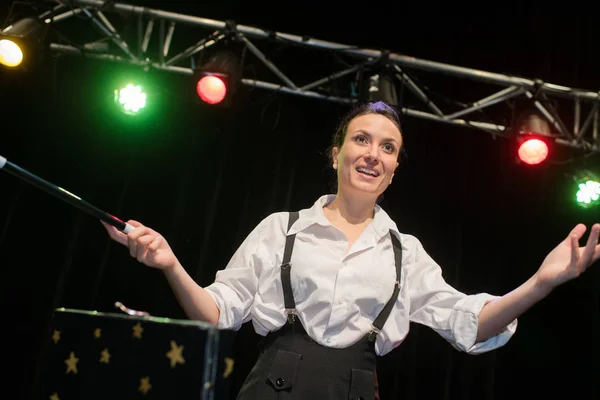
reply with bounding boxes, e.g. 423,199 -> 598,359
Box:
275,377 -> 284,387
337,298 -> 343,304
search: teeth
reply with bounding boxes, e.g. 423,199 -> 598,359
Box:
357,167 -> 379,176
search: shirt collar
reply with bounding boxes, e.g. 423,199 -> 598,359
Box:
288,194 -> 401,242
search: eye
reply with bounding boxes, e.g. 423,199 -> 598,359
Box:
382,143 -> 395,153
354,135 -> 368,144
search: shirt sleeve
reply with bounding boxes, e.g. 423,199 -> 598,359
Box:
204,214 -> 275,331
405,236 -> 518,354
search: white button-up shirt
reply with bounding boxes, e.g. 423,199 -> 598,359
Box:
205,195 -> 517,356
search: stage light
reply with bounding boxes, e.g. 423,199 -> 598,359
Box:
193,50 -> 241,106
0,39 -> 23,67
366,71 -> 398,106
196,75 -> 227,104
517,136 -> 549,165
0,17 -> 45,69
573,170 -> 600,209
513,111 -> 554,166
114,84 -> 147,115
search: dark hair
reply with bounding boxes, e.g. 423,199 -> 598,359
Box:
328,101 -> 404,165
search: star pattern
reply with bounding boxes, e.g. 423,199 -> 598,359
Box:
100,348 -> 111,364
138,376 -> 152,395
44,310 -> 220,397
132,322 -> 143,339
223,357 -> 235,378
165,340 -> 185,368
65,352 -> 79,374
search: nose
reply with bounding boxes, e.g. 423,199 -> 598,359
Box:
365,146 -> 379,164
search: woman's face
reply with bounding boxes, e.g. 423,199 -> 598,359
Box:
332,113 -> 402,201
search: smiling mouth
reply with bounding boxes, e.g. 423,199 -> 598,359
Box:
356,166 -> 380,177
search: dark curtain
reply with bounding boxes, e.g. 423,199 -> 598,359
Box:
1,4 -> 600,400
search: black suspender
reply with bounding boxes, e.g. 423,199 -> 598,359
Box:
368,232 -> 402,342
279,211 -> 403,343
281,211 -> 300,323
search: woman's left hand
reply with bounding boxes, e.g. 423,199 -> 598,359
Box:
535,223 -> 600,293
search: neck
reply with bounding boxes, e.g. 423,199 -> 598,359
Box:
326,191 -> 376,225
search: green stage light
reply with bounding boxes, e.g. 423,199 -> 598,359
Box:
114,84 -> 146,115
574,170 -> 600,209
576,180 -> 600,208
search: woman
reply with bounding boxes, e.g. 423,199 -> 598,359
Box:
103,101 -> 600,399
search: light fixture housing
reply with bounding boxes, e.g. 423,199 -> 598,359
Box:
193,50 -> 242,107
0,17 -> 46,69
513,110 -> 555,166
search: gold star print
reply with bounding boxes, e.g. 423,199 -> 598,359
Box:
93,328 -> 101,339
223,357 -> 235,378
165,340 -> 185,368
52,330 -> 60,344
138,377 -> 152,395
49,393 -> 60,400
65,351 -> 79,374
132,322 -> 143,339
99,348 -> 111,364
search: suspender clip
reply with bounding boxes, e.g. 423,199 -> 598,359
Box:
285,308 -> 296,324
367,325 -> 381,342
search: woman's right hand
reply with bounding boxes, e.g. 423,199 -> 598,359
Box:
101,219 -> 180,271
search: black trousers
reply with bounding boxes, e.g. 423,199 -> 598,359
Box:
236,322 -> 379,400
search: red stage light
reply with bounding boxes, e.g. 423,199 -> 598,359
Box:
517,137 -> 549,165
196,75 -> 227,104
193,50 -> 241,107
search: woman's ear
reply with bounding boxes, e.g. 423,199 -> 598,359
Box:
389,162 -> 399,184
332,147 -> 339,170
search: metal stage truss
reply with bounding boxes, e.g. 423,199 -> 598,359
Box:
6,0 -> 600,154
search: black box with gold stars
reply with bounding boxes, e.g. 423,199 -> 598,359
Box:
34,308 -> 235,400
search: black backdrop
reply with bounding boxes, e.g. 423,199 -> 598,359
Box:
2,2 -> 600,399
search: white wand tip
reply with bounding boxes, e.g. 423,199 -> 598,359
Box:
0,155 -> 6,169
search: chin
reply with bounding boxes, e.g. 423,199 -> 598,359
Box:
347,183 -> 382,198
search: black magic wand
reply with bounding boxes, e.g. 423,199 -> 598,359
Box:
0,155 -> 134,234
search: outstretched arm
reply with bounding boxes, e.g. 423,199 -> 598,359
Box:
102,220 -> 220,325
476,223 -> 600,343
162,262 -> 220,325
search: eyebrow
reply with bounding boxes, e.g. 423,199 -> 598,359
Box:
353,130 -> 401,146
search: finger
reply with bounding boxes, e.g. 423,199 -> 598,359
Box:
100,220 -> 128,246
567,223 -> 587,243
128,234 -> 137,258
127,227 -> 151,258
136,234 -> 155,262
145,236 -> 164,267
127,220 -> 144,228
147,236 -> 163,260
570,234 -> 580,269
580,224 -> 600,269
127,220 -> 161,240
127,225 -> 161,244
592,243 -> 600,264
128,226 -> 151,240
149,235 -> 163,251
137,234 -> 155,247
137,246 -> 149,264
